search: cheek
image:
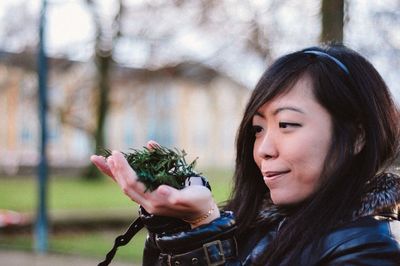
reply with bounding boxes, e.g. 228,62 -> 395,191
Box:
284,134 -> 330,182
253,146 -> 261,169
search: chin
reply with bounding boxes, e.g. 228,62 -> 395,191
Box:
270,193 -> 301,206
271,196 -> 286,205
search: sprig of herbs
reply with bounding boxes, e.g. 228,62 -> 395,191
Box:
103,145 -> 199,192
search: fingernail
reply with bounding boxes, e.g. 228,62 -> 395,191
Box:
158,186 -> 171,196
148,140 -> 160,147
107,157 -> 115,168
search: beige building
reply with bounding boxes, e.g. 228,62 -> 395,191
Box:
0,51 -> 251,174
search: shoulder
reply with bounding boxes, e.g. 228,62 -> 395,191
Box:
308,172 -> 400,265
316,216 -> 400,265
325,216 -> 400,249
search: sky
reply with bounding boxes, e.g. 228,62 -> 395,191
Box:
0,0 -> 399,104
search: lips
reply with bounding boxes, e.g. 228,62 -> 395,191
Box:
263,170 -> 290,179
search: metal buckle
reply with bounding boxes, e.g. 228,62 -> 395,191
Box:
166,254 -> 172,266
203,240 -> 226,266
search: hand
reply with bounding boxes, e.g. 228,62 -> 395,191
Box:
90,140 -> 160,181
90,141 -> 220,227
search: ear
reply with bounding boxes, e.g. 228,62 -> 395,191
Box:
354,126 -> 365,154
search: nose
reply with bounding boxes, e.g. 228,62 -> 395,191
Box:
255,132 -> 278,160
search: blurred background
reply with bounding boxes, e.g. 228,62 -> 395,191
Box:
0,0 -> 399,265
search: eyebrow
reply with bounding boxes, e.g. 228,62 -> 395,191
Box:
273,107 -> 305,115
254,106 -> 305,118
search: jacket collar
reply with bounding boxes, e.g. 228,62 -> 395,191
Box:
353,172 -> 400,220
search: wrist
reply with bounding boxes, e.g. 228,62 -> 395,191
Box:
183,202 -> 220,228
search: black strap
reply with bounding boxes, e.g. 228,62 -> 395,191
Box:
159,238 -> 237,265
98,217 -> 144,266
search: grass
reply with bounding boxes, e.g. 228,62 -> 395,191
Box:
1,229 -> 147,263
0,167 -> 233,263
0,177 -> 134,212
0,168 -> 232,211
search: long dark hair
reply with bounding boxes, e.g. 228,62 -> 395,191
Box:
224,45 -> 400,265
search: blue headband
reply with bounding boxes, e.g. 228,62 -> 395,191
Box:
304,50 -> 350,75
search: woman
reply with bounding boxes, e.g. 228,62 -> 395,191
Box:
91,45 -> 400,265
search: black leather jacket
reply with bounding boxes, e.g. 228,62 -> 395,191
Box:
142,173 -> 400,265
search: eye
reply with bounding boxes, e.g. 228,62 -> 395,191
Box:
252,125 -> 263,135
279,122 -> 301,129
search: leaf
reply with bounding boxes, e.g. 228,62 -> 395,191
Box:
102,145 -> 200,191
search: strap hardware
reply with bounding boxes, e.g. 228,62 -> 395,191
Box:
203,240 -> 226,265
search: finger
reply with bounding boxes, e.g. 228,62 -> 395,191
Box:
107,155 -> 128,189
109,151 -> 147,203
90,155 -> 115,180
146,140 -> 161,150
110,151 -> 138,182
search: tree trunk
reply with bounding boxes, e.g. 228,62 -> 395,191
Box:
83,0 -> 123,180
320,0 -> 344,44
84,53 -> 112,180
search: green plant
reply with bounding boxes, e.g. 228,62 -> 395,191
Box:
103,145 -> 200,192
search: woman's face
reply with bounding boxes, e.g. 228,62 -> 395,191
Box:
252,75 -> 333,205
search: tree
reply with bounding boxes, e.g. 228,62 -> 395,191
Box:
83,0 -> 124,179
320,0 -> 344,44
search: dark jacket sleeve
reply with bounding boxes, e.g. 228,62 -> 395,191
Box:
153,211 -> 242,265
142,232 -> 161,266
324,233 -> 400,265
319,219 -> 400,266
139,206 -> 191,266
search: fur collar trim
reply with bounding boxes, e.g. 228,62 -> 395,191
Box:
256,198 -> 287,227
353,172 -> 400,219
